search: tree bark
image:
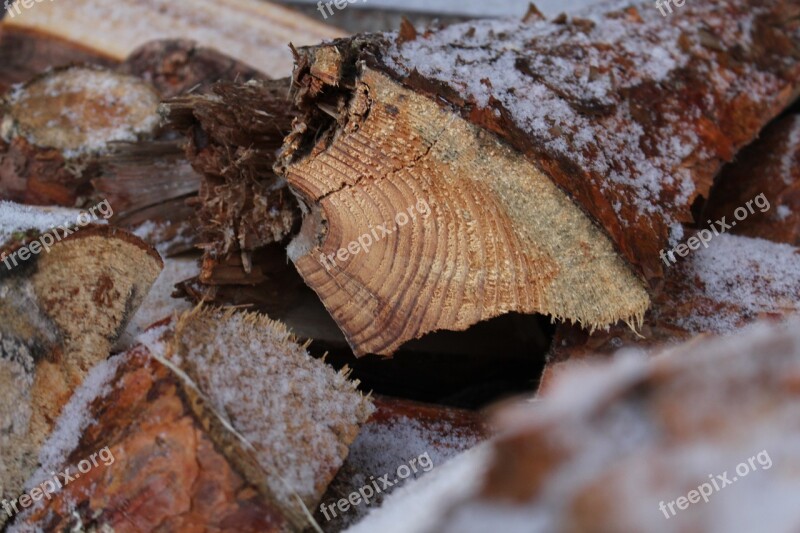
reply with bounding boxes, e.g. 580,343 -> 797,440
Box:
704,113 -> 800,245
277,0 -> 800,356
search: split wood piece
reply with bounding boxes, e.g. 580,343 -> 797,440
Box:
279,0 -> 800,356
0,66 -> 161,205
0,216 -> 162,528
10,345 -> 291,533
318,395 -> 487,531
347,319 -> 800,533
0,25 -> 116,94
704,113 -> 800,246
163,308 -> 374,525
92,141 -> 202,256
2,0 -> 345,76
540,234 -> 800,393
162,78 -> 299,280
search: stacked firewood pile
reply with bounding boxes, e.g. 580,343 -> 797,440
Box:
1,0 -> 799,531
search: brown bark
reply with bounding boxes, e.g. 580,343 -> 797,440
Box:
11,308 -> 374,532
277,0 -> 800,356
704,113 -> 800,245
0,222 -> 162,527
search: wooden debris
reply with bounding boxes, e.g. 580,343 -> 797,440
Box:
162,78 -> 300,281
0,212 -> 162,528
277,0 -> 800,355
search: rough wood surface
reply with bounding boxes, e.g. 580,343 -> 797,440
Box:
278,0 -> 800,356
0,221 -> 162,528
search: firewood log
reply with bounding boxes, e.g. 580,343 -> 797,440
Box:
0,66 -> 162,206
1,0 -> 345,76
0,24 -> 116,94
544,112 -> 800,391
9,308 -> 374,532
274,0 -> 800,356
0,207 -> 162,528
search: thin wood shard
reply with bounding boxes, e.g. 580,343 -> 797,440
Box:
278,0 -> 800,356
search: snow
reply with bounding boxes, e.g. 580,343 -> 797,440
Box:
382,0 -> 783,236
163,309 -> 375,510
781,116 -> 800,186
673,234 -> 800,334
116,256 -> 198,349
776,205 -> 793,221
332,413 -> 483,528
344,445 -> 492,533
0,201 -> 83,245
24,353 -> 126,490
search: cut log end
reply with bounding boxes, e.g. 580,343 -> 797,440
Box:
284,63 -> 649,356
1,66 -> 160,156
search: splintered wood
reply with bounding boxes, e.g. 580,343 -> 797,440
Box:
280,0 -> 800,356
